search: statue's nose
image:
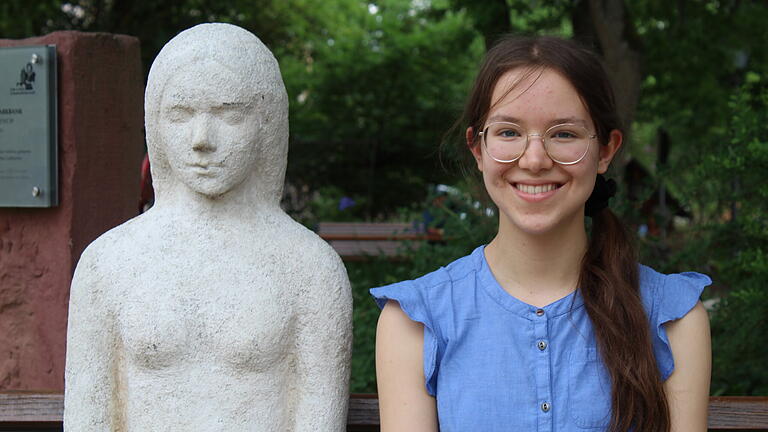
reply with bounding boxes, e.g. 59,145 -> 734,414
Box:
191,114 -> 215,152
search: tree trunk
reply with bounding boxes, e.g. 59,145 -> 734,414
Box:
585,0 -> 644,131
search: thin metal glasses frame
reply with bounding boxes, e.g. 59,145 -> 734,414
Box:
478,122 -> 597,165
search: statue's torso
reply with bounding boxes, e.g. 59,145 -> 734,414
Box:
104,223 -> 311,430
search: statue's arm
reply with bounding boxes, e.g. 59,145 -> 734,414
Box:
63,249 -> 120,431
293,254 -> 353,432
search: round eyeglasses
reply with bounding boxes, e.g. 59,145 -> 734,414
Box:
478,122 -> 597,165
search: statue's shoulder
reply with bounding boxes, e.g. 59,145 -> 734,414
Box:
74,214 -> 149,276
275,217 -> 347,281
278,217 -> 341,261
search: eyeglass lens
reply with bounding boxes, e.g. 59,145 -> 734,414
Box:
483,122 -> 590,164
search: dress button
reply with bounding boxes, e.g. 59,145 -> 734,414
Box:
537,340 -> 547,351
535,309 -> 545,316
541,402 -> 551,412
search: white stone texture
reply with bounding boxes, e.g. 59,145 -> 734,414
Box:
63,23 -> 353,431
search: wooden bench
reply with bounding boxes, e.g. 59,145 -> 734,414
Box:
1,392 -> 766,431
318,222 -> 442,261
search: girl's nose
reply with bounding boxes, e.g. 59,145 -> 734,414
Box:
517,135 -> 553,173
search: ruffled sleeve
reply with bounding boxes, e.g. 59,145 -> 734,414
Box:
370,280 -> 441,396
649,271 -> 712,380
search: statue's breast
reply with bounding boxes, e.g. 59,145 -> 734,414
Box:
117,260 -> 296,374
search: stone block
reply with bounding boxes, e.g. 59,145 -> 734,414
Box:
0,31 -> 143,390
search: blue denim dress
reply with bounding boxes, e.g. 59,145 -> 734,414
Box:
370,245 -> 710,431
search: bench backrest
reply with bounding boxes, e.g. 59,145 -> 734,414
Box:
1,393 -> 766,430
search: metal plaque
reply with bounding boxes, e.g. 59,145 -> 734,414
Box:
0,45 -> 57,207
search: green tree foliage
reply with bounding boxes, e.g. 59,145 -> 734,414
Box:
1,0 -> 483,217
711,286 -> 768,395
703,83 -> 768,395
0,0 -> 62,38
627,2 -> 768,394
632,0 -> 768,200
284,0 -> 482,217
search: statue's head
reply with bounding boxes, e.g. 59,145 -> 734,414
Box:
145,23 -> 288,205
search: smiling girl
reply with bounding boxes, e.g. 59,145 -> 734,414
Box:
371,36 -> 711,432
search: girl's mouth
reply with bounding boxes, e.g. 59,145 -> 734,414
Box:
512,182 -> 564,202
513,183 -> 563,195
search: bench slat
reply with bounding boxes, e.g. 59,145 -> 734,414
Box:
1,393 -> 766,430
708,397 -> 768,429
0,393 -> 62,422
317,222 -> 441,259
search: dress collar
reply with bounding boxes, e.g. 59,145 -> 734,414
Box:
473,245 -> 585,320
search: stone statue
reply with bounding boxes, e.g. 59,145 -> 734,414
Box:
63,23 -> 353,431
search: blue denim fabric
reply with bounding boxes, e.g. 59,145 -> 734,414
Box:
370,245 -> 710,432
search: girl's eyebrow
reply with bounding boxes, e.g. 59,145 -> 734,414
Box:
551,117 -> 589,126
485,114 -> 589,127
486,114 -> 523,124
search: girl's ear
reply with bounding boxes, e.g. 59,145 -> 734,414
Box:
467,127 -> 483,172
597,129 -> 622,174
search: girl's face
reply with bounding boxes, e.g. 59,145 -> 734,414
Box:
468,68 -> 621,237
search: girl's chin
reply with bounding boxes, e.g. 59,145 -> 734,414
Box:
502,215 -> 556,236
501,210 -> 585,237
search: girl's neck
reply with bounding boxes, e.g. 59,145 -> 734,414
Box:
485,215 -> 587,307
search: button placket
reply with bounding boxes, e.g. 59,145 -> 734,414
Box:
533,307 -> 553,431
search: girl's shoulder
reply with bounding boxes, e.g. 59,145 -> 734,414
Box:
369,246 -> 484,310
368,246 -> 485,396
638,264 -> 712,380
637,263 -> 711,316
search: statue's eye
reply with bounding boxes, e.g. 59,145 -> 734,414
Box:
213,106 -> 247,126
165,106 -> 193,123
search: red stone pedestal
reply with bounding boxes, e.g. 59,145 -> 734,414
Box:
0,32 -> 143,390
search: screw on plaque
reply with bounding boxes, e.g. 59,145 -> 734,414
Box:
32,187 -> 41,197
30,53 -> 40,64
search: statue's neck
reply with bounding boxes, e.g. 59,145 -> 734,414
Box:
152,183 -> 282,225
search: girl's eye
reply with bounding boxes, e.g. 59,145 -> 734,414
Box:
486,123 -> 524,140
492,126 -> 523,138
500,129 -> 521,138
549,129 -> 583,141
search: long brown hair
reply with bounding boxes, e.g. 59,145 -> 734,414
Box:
459,35 -> 669,432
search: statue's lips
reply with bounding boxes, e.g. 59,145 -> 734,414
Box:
187,162 -> 222,175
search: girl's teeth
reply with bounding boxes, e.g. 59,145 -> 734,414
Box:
516,184 -> 558,194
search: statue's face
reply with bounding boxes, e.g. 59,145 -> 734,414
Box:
159,61 -> 260,197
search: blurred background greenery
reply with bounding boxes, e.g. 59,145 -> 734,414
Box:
3,0 -> 766,396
